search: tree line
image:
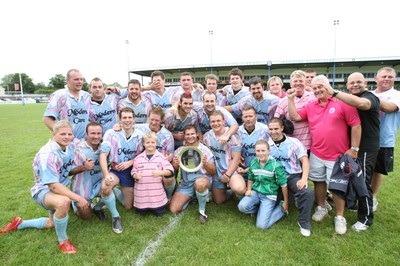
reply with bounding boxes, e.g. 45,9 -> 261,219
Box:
1,73 -> 121,94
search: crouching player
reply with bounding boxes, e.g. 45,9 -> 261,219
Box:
202,110 -> 246,204
70,122 -> 123,233
1,120 -> 87,253
238,140 -> 288,230
169,125 -> 216,223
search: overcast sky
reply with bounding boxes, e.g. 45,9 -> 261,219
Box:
1,0 -> 399,86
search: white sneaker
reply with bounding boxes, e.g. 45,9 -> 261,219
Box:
325,200 -> 333,211
312,206 -> 329,222
297,222 -> 311,237
373,198 -> 378,212
334,216 -> 347,235
352,221 -> 369,232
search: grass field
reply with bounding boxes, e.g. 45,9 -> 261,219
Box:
0,104 -> 399,265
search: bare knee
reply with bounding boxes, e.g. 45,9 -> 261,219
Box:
194,177 -> 210,192
169,202 -> 182,214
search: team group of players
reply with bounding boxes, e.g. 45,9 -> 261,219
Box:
1,66 -> 399,254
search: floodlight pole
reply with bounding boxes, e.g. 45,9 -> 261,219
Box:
332,19 -> 339,87
19,73 -> 25,106
267,61 -> 272,81
209,30 -> 214,74
126,40 -> 130,81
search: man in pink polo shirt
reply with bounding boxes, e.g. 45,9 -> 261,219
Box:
274,70 -> 316,152
288,74 -> 361,235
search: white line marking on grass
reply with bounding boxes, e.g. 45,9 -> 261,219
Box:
133,213 -> 183,266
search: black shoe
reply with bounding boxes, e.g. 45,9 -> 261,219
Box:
93,208 -> 106,221
198,212 -> 208,224
112,217 -> 123,234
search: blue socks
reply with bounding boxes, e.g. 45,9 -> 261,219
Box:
54,214 -> 69,243
196,190 -> 209,214
18,218 -> 48,230
113,187 -> 124,204
102,193 -> 120,218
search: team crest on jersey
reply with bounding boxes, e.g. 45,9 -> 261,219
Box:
329,107 -> 336,114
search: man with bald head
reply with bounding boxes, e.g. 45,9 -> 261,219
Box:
325,72 -> 380,232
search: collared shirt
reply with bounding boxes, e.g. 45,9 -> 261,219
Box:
237,122 -> 270,169
143,88 -> 178,111
101,128 -> 144,163
298,97 -> 361,160
372,87 -> 400,147
269,135 -> 307,175
232,92 -> 280,124
131,150 -> 174,209
135,124 -> 174,156
71,141 -> 103,200
118,97 -> 153,124
248,156 -> 287,197
202,128 -> 241,177
44,88 -> 91,140
196,105 -> 238,134
90,90 -> 127,133
31,139 -> 75,197
274,91 -> 316,150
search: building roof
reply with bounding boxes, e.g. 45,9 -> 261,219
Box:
129,56 -> 400,77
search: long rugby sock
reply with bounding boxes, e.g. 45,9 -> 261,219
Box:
196,190 -> 209,215
18,217 -> 48,230
164,180 -> 176,200
113,187 -> 124,204
103,193 -> 119,218
54,214 -> 69,243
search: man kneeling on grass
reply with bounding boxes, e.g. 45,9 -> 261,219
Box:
238,140 -> 289,230
169,125 -> 216,223
1,120 -> 87,254
70,122 -> 123,234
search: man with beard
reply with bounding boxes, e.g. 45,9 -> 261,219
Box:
203,110 -> 246,204
164,92 -> 201,149
169,125 -> 216,223
70,122 -> 123,233
236,105 -> 270,180
196,92 -> 238,142
89,77 -> 127,133
118,79 -> 152,124
224,76 -> 279,125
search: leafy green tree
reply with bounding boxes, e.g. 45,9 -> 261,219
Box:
34,82 -> 56,94
1,73 -> 36,93
48,74 -> 66,89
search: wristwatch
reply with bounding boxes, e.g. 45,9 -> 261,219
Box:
332,90 -> 340,97
351,146 -> 360,152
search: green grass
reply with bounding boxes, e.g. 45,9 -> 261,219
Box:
1,104 -> 400,265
